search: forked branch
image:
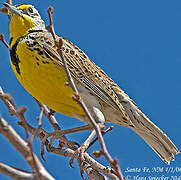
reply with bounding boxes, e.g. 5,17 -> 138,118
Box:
0,86 -> 118,179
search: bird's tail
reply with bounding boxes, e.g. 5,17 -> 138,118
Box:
120,99 -> 179,164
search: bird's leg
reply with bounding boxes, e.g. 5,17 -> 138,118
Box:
69,129 -> 97,178
41,124 -> 93,152
70,123 -> 105,162
78,129 -> 96,154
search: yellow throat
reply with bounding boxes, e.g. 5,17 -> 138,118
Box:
9,5 -> 37,46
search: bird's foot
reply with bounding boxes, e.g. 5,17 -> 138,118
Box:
39,125 -> 92,160
69,130 -> 96,178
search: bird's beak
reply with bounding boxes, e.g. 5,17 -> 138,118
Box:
2,3 -> 23,17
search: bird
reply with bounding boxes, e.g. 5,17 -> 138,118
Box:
2,3 -> 179,164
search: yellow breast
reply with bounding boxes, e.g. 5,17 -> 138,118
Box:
11,41 -> 84,117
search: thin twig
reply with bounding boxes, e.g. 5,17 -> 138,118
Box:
46,7 -> 56,40
88,126 -> 114,149
0,1 -> 12,17
0,34 -> 9,49
34,100 -> 77,150
35,99 -> 61,131
0,0 -> 12,16
0,162 -> 34,179
46,6 -> 125,179
0,87 -> 42,179
7,0 -> 12,5
15,107 -> 43,180
31,105 -> 43,143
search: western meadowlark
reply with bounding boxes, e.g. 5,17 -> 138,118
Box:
3,3 -> 179,164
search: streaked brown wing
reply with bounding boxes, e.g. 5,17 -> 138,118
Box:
33,31 -> 130,121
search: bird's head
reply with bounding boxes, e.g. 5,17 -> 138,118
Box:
3,3 -> 46,43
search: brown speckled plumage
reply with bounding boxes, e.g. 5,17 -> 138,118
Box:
23,31 -> 180,164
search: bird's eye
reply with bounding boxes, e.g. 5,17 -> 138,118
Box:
28,7 -> 33,13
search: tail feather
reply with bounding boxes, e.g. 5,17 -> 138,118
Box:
121,99 -> 179,164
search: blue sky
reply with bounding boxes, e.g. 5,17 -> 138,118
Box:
0,0 -> 181,179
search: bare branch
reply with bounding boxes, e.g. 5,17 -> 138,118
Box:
31,104 -> 43,143
7,0 -> 12,5
16,104 -> 118,179
0,34 -> 9,49
0,162 -> 34,180
0,0 -> 12,18
0,87 -> 50,179
88,126 -> 114,150
46,7 -> 56,40
34,100 -> 78,151
0,116 -> 55,180
0,87 -> 16,115
35,99 -> 61,131
47,147 -> 118,180
85,168 -> 107,180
